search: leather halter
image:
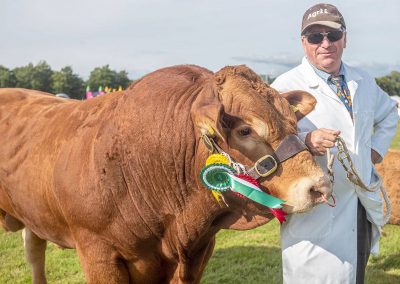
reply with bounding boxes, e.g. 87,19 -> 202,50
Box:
202,134 -> 308,180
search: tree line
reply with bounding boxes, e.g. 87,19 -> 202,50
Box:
375,71 -> 400,98
0,61 -> 399,99
0,61 -> 132,100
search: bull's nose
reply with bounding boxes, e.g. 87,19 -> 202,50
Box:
310,175 -> 333,204
283,174 -> 333,213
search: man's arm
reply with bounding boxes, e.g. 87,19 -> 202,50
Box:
370,83 -> 398,160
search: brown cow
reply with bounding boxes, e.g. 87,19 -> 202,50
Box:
0,65 -> 331,283
375,149 -> 400,225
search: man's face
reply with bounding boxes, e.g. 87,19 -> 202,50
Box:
301,25 -> 347,74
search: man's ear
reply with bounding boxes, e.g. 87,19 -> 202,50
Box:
191,82 -> 226,142
280,90 -> 316,120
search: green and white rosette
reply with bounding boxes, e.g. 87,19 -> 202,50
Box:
200,164 -> 235,192
199,161 -> 285,211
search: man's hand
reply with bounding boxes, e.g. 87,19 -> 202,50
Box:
371,149 -> 382,164
305,128 -> 341,156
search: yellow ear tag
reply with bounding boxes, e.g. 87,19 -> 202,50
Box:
290,104 -> 299,113
206,154 -> 230,166
207,126 -> 215,136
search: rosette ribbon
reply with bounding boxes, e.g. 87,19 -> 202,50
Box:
200,164 -> 285,209
234,174 -> 286,223
228,174 -> 285,209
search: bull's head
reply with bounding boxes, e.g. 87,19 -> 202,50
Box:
191,65 -> 332,229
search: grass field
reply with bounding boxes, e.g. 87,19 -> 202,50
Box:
1,125 -> 399,283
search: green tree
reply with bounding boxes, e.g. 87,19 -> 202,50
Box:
13,63 -> 35,89
86,65 -> 131,91
31,61 -> 53,92
13,61 -> 53,92
86,65 -> 115,91
266,75 -> 275,85
52,66 -> 85,100
0,65 -> 16,87
376,71 -> 400,97
115,70 -> 131,89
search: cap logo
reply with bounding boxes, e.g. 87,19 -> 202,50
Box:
307,8 -> 329,20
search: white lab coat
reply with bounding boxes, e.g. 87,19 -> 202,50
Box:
271,57 -> 398,284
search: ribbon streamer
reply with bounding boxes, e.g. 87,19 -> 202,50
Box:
235,174 -> 287,223
269,208 -> 287,224
229,174 -> 285,209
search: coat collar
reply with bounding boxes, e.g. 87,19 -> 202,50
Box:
300,57 -> 362,88
300,57 -> 363,103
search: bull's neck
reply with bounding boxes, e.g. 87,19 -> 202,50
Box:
114,91 -> 208,215
104,92 -> 236,258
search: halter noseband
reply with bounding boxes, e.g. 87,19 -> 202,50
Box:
202,134 -> 308,180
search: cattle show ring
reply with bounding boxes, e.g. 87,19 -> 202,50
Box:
0,65 -> 399,283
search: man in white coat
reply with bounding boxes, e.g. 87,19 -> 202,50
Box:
271,3 -> 398,284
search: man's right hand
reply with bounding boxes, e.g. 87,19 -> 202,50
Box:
305,128 -> 341,156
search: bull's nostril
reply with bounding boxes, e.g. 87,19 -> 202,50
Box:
309,186 -> 323,199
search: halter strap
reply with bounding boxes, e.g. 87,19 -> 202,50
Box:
247,134 -> 308,179
202,134 -> 308,180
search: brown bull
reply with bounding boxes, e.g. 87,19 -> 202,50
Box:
375,149 -> 400,225
0,65 -> 331,283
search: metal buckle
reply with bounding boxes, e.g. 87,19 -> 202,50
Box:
254,155 -> 278,177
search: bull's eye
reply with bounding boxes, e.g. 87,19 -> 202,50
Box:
238,127 -> 252,137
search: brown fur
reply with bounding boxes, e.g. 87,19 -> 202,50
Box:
0,65 -> 329,283
376,150 -> 400,225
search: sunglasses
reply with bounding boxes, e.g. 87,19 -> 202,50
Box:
304,31 -> 344,44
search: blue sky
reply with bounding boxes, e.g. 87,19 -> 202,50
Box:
1,0 -> 399,79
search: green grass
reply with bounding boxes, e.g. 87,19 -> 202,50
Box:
0,231 -> 83,283
1,221 -> 400,283
1,125 -> 399,283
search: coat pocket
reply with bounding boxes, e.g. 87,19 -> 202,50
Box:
357,167 -> 385,227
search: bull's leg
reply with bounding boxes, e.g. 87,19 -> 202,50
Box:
172,238 -> 216,284
76,241 -> 129,284
0,209 -> 6,231
22,228 -> 47,284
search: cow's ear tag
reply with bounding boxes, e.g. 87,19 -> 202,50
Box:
290,104 -> 299,113
207,126 -> 215,137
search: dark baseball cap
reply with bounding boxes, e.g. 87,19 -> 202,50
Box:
301,3 -> 346,35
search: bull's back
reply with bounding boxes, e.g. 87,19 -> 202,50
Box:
0,88 -> 119,244
0,88 -> 79,179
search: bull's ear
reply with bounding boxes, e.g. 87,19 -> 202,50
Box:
280,90 -> 316,120
191,83 -> 226,142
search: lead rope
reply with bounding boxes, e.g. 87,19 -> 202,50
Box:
326,136 -> 391,224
